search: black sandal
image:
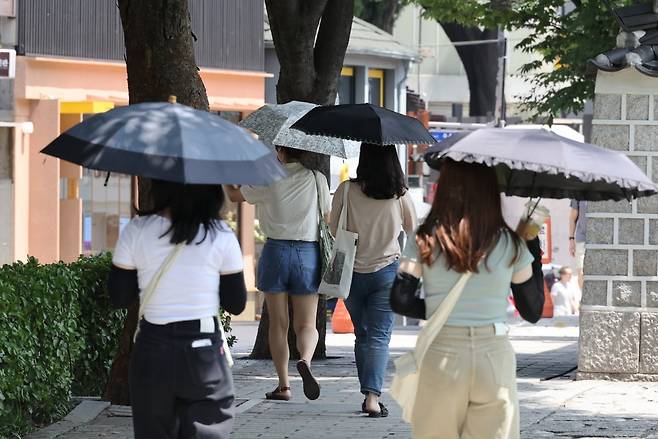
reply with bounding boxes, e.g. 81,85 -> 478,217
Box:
366,402 -> 389,418
265,386 -> 291,401
296,360 -> 320,400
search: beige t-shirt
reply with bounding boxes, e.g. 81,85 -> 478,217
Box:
241,162 -> 331,242
330,181 -> 417,273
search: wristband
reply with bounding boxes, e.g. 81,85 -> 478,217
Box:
568,237 -> 575,240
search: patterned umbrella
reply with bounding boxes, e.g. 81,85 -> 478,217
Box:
41,101 -> 288,185
424,128 -> 658,201
239,101 -> 360,158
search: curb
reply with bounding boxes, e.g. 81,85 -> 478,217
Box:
26,400 -> 110,439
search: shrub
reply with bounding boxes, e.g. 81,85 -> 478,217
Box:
0,253 -> 236,437
69,254 -> 126,397
0,258 -> 84,435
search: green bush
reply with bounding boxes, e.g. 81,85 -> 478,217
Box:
0,258 -> 84,435
0,253 -> 235,437
69,254 -> 126,397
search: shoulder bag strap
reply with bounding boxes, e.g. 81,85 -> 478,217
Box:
134,242 -> 185,342
411,271 -> 473,366
338,181 -> 350,231
312,170 -> 323,222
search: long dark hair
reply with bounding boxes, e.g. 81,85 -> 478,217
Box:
138,179 -> 225,245
352,143 -> 407,199
416,159 -> 522,272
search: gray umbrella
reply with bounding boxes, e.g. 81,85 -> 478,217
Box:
41,102 -> 288,185
424,128 -> 658,201
239,101 -> 360,158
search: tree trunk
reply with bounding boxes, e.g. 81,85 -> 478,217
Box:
440,22 -> 499,119
103,0 -> 208,405
250,0 -> 354,360
355,0 -> 402,34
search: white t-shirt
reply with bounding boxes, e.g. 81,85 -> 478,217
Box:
112,215 -> 244,324
550,282 -> 573,316
240,162 -> 331,242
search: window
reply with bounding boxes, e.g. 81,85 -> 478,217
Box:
80,170 -> 132,255
338,67 -> 355,105
368,69 -> 384,107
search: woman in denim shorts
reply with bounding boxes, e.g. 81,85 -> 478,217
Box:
225,146 -> 331,401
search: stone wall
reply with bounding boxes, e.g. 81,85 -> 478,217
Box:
578,70 -> 658,380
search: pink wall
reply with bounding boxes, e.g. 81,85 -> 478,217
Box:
28,99 -> 60,263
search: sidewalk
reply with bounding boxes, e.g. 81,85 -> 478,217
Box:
28,318 -> 658,439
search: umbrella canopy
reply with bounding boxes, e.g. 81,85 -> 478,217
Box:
239,101 -> 359,158
41,102 -> 288,185
291,103 -> 437,145
424,128 -> 658,201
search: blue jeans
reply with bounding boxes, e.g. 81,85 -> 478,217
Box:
345,261 -> 399,396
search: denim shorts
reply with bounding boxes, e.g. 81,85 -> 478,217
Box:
257,239 -> 320,295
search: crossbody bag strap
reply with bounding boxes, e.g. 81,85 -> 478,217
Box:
412,271 -> 473,365
338,181 -> 350,231
134,242 -> 185,342
312,170 -> 323,223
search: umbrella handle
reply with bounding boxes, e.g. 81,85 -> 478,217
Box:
104,172 -> 111,187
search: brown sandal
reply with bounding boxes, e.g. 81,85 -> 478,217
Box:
265,386 -> 291,401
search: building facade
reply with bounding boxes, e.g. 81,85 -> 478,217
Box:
0,1 -> 267,310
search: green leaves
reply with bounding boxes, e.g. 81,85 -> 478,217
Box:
409,0 -> 633,120
0,253 -> 236,437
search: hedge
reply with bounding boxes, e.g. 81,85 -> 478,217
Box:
0,254 -> 234,437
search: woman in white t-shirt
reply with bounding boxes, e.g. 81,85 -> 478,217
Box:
225,146 -> 331,402
108,180 -> 246,439
551,267 -> 578,315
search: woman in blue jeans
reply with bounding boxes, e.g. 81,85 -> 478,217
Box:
330,143 -> 417,417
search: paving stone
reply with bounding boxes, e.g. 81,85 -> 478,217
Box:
647,281 -> 658,307
612,280 -> 642,307
635,125 -> 658,151
640,313 -> 658,374
594,94 -> 622,119
588,199 -> 632,213
579,311 -> 640,374
582,280 -> 608,306
592,124 -> 629,150
627,94 -> 650,120
619,218 -> 645,245
638,195 -> 658,214
584,249 -> 628,276
587,217 -> 614,244
633,249 -> 658,276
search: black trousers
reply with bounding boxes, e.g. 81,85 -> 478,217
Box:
130,317 -> 235,439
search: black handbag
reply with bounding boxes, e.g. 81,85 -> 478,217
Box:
389,271 -> 425,319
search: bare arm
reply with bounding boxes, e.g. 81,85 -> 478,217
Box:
224,185 -> 245,203
568,207 -> 578,257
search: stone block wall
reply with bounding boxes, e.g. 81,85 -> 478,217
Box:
578,70 -> 658,380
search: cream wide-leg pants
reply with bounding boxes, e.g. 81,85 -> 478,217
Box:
410,325 -> 519,439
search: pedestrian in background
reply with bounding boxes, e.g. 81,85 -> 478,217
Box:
108,180 -> 247,439
551,266 -> 578,316
398,159 -> 543,438
569,199 -> 587,294
330,143 -> 417,417
225,145 -> 331,402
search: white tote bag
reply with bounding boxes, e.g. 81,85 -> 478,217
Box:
318,182 -> 358,299
390,270 -> 473,423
